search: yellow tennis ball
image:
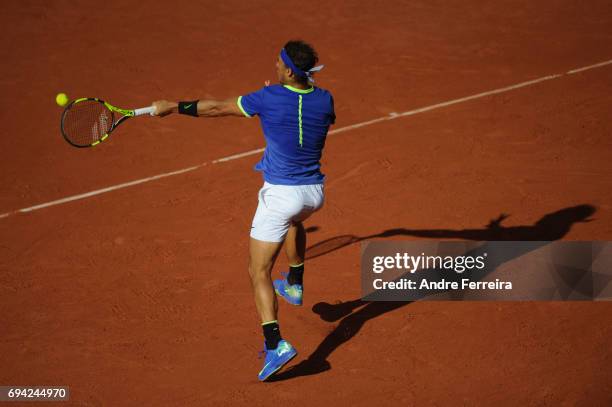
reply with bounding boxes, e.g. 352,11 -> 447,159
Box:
56,93 -> 69,107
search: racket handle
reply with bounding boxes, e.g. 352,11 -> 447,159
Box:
134,106 -> 156,116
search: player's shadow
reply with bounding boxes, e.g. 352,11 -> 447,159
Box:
269,204 -> 596,381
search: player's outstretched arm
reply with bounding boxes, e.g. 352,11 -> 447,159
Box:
152,98 -> 244,117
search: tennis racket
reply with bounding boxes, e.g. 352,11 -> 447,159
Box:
60,98 -> 155,148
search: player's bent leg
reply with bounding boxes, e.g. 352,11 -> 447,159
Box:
285,221 -> 306,265
274,222 -> 306,306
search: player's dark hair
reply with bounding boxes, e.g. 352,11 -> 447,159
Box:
284,40 -> 318,85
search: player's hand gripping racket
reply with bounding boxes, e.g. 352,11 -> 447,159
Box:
60,98 -> 155,148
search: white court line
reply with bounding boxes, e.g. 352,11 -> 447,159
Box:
567,60 -> 612,74
0,165 -> 203,219
212,148 -> 265,163
1,59 -> 611,220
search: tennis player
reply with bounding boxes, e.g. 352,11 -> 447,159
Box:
152,40 -> 335,381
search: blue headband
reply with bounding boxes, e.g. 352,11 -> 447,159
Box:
280,48 -> 324,83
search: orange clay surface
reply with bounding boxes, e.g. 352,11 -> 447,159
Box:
1,1 -> 611,405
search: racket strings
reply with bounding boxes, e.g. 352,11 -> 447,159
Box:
62,100 -> 113,146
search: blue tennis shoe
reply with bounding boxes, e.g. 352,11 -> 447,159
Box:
273,272 -> 303,306
258,340 -> 297,381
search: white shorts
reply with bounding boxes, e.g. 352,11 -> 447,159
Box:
250,182 -> 324,242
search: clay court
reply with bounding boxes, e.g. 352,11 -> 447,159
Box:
1,0 -> 611,405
